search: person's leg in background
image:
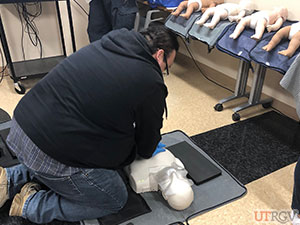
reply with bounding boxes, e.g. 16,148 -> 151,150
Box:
292,157 -> 300,225
87,0 -> 112,42
111,0 -> 138,31
10,168 -> 128,223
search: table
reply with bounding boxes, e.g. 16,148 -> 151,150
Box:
0,0 -> 76,94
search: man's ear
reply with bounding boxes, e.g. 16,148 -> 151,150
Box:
153,49 -> 165,64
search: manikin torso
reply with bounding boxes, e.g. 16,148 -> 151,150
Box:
215,3 -> 241,16
289,22 -> 300,40
249,8 -> 288,29
126,150 -> 185,193
126,150 -> 194,210
195,0 -> 255,29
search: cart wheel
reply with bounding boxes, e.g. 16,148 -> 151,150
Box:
214,103 -> 223,112
262,102 -> 272,109
14,82 -> 26,95
232,112 -> 240,121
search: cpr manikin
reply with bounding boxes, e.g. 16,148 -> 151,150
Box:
229,7 -> 288,41
195,0 -> 255,29
126,150 -> 194,210
227,0 -> 255,23
262,22 -> 300,58
171,0 -> 224,20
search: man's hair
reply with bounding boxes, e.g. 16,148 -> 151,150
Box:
140,24 -> 179,57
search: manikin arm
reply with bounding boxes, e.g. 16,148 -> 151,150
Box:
215,0 -> 224,4
197,3 -> 241,28
195,7 -> 216,26
172,0 -> 201,20
180,2 -> 201,19
267,17 -> 284,32
263,26 -> 290,51
201,0 -> 224,13
228,10 -> 246,22
171,1 -> 189,17
229,0 -> 255,22
202,3 -> 241,29
201,2 -> 216,13
279,31 -> 300,58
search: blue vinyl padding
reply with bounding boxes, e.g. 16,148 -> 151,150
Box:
188,18 -> 232,49
249,21 -> 299,74
165,11 -> 202,39
216,23 -> 275,62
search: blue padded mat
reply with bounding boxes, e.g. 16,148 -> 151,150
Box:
188,18 -> 232,49
249,21 -> 299,74
165,11 -> 202,38
216,21 -> 285,62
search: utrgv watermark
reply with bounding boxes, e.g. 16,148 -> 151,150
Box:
254,209 -> 299,224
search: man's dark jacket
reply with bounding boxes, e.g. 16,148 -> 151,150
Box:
14,28 -> 168,169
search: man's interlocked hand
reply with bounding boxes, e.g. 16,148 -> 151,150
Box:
152,142 -> 166,157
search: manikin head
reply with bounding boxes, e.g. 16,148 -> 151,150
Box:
274,7 -> 288,21
126,150 -> 194,211
140,24 -> 179,75
157,167 -> 194,210
239,0 -> 255,13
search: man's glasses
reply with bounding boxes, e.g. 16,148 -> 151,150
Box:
163,53 -> 169,75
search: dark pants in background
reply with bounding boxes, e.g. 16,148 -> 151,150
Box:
87,0 -> 138,42
292,157 -> 300,213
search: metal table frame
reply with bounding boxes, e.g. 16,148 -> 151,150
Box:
214,60 -> 272,121
0,0 -> 76,94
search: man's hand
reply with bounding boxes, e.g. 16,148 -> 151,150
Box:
152,142 -> 166,157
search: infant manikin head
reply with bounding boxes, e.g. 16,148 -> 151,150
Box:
239,0 -> 255,13
126,150 -> 194,210
274,7 -> 288,21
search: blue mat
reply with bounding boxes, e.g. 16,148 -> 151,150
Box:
216,21 -> 286,62
165,11 -> 202,38
188,18 -> 232,50
249,21 -> 299,74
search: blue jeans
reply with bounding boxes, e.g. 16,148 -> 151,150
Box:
87,0 -> 138,42
5,164 -> 128,223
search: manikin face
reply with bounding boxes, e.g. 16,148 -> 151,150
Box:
153,49 -> 177,75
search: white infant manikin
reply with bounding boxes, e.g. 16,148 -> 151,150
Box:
126,150 -> 194,211
228,0 -> 255,22
195,0 -> 255,29
229,7 -> 288,40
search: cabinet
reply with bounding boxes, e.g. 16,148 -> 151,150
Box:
0,0 -> 76,94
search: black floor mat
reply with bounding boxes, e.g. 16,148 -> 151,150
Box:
0,110 -> 297,224
97,170 -> 151,225
0,109 -> 11,124
191,111 -> 300,184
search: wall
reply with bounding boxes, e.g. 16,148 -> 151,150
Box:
0,0 -> 90,63
178,0 -> 300,117
0,0 -> 299,116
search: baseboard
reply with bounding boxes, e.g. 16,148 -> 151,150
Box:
174,53 -> 299,121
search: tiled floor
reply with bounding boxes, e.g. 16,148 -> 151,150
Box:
0,53 -> 296,225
